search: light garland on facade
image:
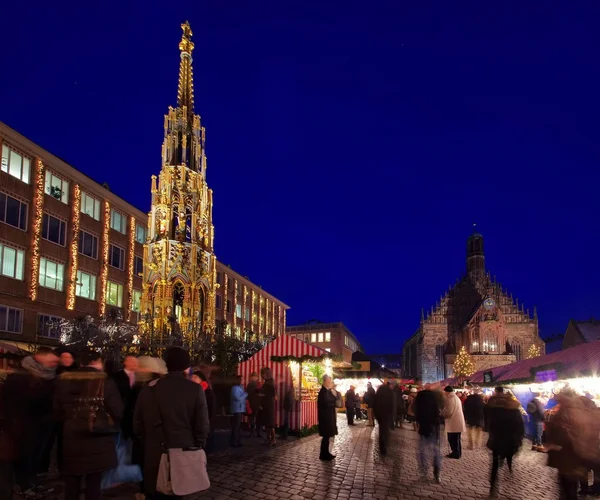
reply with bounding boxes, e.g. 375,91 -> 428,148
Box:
29,159 -> 45,301
99,200 -> 111,316
66,184 -> 81,310
126,216 -> 135,321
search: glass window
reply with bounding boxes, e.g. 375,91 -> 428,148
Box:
1,144 -> 30,184
106,281 -> 123,307
0,243 -> 24,280
304,334 -> 310,343
226,299 -> 232,314
244,307 -> 250,321
37,314 -> 62,339
134,256 -> 143,276
318,332 -> 324,343
325,332 -> 331,342
236,284 -> 241,297
81,192 -> 101,220
0,305 -> 22,333
44,170 -> 69,204
0,192 -> 27,230
135,224 -> 146,244
78,231 -> 98,259
39,258 -> 65,291
109,244 -> 125,270
110,209 -> 126,234
132,290 -> 142,312
227,277 -> 233,288
216,294 -> 222,309
76,270 -> 96,300
311,333 -> 317,343
216,272 -> 223,285
42,214 -> 66,246
236,304 -> 242,318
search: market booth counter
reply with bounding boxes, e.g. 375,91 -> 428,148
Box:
238,334 -> 341,432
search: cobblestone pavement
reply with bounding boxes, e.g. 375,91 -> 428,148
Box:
22,417 -> 561,499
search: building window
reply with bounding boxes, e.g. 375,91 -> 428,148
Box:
110,209 -> 126,234
81,192 -> 101,220
236,304 -> 242,319
244,307 -> 250,321
44,170 -> 69,204
135,224 -> 146,244
134,256 -> 143,276
216,272 -> 223,285
226,299 -> 232,314
76,270 -> 96,300
39,258 -> 65,291
318,332 -> 324,343
227,277 -> 233,288
106,281 -> 123,307
37,314 -> 62,339
131,290 -> 142,312
109,244 -> 125,270
235,325 -> 241,338
0,305 -> 22,334
78,231 -> 98,259
1,144 -> 30,184
0,192 -> 27,230
236,284 -> 241,297
42,214 -> 67,246
311,333 -> 317,343
216,294 -> 222,310
0,243 -> 24,280
325,332 -> 331,342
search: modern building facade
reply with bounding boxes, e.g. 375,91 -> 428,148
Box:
402,232 -> 545,383
285,321 -> 363,362
0,24 -> 288,347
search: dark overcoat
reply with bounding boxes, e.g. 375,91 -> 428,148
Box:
374,384 -> 394,425
318,386 -> 338,438
464,393 -> 485,428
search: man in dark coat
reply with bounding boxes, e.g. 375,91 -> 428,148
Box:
111,355 -> 138,439
374,380 -> 394,455
486,387 -> 525,498
464,391 -> 485,449
134,347 -> 209,498
364,382 -> 376,426
55,350 -> 123,500
3,347 -> 58,497
317,375 -> 338,461
414,384 -> 442,483
345,386 -> 357,426
246,372 -> 261,437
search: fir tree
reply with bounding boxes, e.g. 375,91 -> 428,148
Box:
453,346 -> 475,378
527,344 -> 541,359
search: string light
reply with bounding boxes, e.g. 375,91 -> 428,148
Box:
99,200 -> 110,316
126,216 -> 135,321
66,184 -> 81,310
29,159 -> 45,301
454,346 -> 475,378
527,344 -> 541,359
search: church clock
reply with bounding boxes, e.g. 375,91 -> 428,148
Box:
483,297 -> 496,310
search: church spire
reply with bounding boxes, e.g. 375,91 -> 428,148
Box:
466,226 -> 485,282
177,21 -> 195,114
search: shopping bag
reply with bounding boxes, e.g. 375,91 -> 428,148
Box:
101,434 -> 143,490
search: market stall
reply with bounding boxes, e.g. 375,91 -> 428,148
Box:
238,335 -> 334,431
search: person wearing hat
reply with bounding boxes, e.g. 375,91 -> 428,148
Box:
134,347 -> 209,498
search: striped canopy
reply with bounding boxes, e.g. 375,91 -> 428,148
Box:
246,334 -> 329,364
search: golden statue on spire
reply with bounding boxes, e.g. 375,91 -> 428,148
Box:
179,21 -> 194,55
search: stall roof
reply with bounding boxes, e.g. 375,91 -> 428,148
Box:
444,340 -> 600,386
246,334 -> 330,364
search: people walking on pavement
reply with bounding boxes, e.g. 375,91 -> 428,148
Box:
259,367 -> 277,446
317,375 -> 338,461
526,391 -> 546,452
486,387 -> 525,498
230,375 -> 248,448
407,387 -> 418,431
442,386 -> 466,459
389,380 -> 398,431
374,379 -> 394,455
414,383 -> 442,484
393,382 -> 405,428
354,392 -> 363,420
246,372 -> 262,438
364,382 -> 376,426
464,390 -> 485,450
345,386 -> 357,426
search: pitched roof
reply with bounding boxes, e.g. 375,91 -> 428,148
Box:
573,320 -> 600,343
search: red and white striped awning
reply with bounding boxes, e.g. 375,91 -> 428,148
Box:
246,334 -> 329,364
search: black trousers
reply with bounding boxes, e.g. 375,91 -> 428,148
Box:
378,419 -> 390,454
320,437 -> 330,458
346,409 -> 354,425
230,412 -> 243,446
490,453 -> 513,490
447,432 -> 462,458
559,474 -> 579,500
63,472 -> 103,500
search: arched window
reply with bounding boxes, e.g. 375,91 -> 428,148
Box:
435,344 -> 445,381
512,341 -> 522,361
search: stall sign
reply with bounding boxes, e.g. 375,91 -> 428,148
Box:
534,369 -> 558,383
483,371 -> 493,384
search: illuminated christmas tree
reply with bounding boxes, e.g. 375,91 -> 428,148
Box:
454,346 -> 475,378
527,344 -> 541,359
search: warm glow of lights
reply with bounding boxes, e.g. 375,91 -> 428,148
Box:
333,377 -> 383,396
66,184 -> 81,310
29,159 -> 45,301
324,358 -> 333,377
126,216 -> 135,321
99,200 -> 111,316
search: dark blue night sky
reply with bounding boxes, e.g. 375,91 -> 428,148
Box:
2,1 -> 599,353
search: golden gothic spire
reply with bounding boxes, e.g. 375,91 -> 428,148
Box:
177,21 -> 195,113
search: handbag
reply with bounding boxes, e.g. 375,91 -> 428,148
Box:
152,383 -> 210,496
88,378 -> 119,435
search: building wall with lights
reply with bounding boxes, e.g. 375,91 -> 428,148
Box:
285,321 -> 363,363
0,122 -> 288,347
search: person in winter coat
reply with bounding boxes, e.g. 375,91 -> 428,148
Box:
281,383 -> 295,440
527,392 -> 546,452
258,368 -> 277,446
463,391 -> 485,450
230,375 -> 248,448
486,387 -> 525,498
134,347 -> 209,499
406,388 -> 418,431
364,382 -> 376,426
442,386 -> 466,459
246,373 -> 261,438
393,383 -> 405,428
317,375 -> 338,461
345,386 -> 357,426
54,350 -> 123,500
192,370 -> 216,451
414,384 -> 442,483
374,380 -> 394,455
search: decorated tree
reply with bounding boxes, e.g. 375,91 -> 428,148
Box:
527,344 -> 541,359
453,346 -> 475,378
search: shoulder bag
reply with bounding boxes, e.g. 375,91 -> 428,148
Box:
152,382 -> 210,496
88,378 -> 120,435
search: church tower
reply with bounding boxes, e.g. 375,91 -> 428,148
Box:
466,230 -> 485,282
139,22 -> 216,343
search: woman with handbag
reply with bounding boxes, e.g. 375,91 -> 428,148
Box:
55,350 -> 123,500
